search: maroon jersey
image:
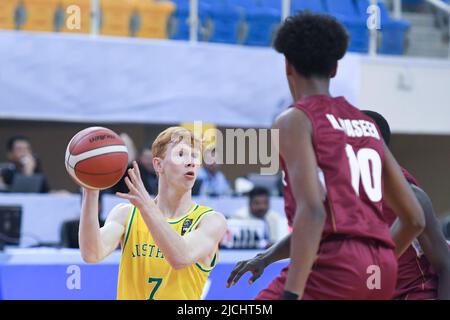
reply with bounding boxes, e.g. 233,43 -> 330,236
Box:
281,95 -> 394,248
384,168 -> 438,300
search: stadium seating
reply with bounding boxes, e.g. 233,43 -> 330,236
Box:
356,0 -> 410,55
168,0 -> 209,40
257,0 -> 282,14
402,0 -> 424,4
0,0 -> 413,55
21,0 -> 60,32
0,0 -> 20,30
377,1 -> 410,55
228,0 -> 280,46
134,0 -> 175,39
99,0 -> 134,37
291,0 -> 327,14
201,0 -> 241,44
325,0 -> 369,53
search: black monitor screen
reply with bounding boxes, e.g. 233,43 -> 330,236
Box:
0,206 -> 22,250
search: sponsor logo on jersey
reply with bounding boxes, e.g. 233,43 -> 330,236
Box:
181,219 -> 193,236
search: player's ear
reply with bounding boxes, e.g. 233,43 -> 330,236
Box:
153,157 -> 163,175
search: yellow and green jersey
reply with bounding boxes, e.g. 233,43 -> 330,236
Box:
117,203 -> 218,300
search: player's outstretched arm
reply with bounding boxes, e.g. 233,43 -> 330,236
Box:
274,108 -> 327,299
412,185 -> 450,300
117,162 -> 227,270
79,189 -> 129,263
226,233 -> 291,288
383,146 -> 425,257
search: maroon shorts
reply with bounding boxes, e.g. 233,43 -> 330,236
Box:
256,237 -> 398,300
255,266 -> 288,300
394,278 -> 438,300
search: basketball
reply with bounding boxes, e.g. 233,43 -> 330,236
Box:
65,127 -> 129,190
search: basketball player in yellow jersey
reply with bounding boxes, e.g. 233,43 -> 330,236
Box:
79,127 -> 227,300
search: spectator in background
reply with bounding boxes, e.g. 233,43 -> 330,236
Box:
1,135 -> 50,193
197,147 -> 231,197
108,145 -> 158,196
136,147 -> 158,195
233,187 -> 287,247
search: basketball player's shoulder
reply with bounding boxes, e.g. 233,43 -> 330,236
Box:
111,202 -> 133,213
195,208 -> 227,234
205,210 -> 227,224
194,205 -> 226,222
106,202 -> 134,227
273,107 -> 310,131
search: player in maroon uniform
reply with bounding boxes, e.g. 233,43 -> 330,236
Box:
363,111 -> 450,300
227,111 -> 449,300
227,12 -> 425,300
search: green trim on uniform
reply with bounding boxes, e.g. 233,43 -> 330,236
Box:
190,208 -> 218,273
187,209 -> 214,233
195,251 -> 218,273
167,204 -> 199,224
195,262 -> 213,273
210,252 -> 217,268
123,207 -> 136,249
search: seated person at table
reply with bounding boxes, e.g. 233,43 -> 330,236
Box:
1,135 -> 50,193
79,127 -> 227,300
234,187 -> 288,247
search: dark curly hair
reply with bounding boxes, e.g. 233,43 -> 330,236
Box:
274,11 -> 349,78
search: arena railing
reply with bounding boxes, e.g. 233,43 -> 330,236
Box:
425,0 -> 450,58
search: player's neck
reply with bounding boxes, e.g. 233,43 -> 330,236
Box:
292,77 -> 331,101
155,182 -> 193,219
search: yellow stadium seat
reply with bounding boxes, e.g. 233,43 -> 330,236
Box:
0,0 -> 20,30
134,0 -> 175,39
99,0 -> 134,37
60,0 -> 90,33
22,0 -> 60,32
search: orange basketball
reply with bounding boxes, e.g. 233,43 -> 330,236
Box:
65,127 -> 129,190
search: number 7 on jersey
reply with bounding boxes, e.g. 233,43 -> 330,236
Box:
148,277 -> 163,300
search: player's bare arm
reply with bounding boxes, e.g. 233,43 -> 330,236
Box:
226,233 -> 291,288
411,185 -> 450,300
383,145 -> 425,257
117,161 -> 227,269
274,108 -> 327,299
79,189 -> 130,263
